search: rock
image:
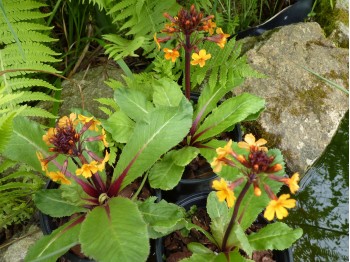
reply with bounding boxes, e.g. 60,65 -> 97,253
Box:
329,0 -> 349,47
1,225 -> 42,262
234,22 -> 349,174
58,65 -> 123,119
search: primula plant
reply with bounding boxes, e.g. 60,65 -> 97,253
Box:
104,5 -> 265,191
21,105 -> 194,261
175,134 -> 303,261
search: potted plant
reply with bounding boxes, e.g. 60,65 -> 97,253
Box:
101,5 -> 265,201
159,135 -> 303,261
23,109 -> 193,261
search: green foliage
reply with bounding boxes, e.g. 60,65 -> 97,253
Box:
0,158 -> 44,228
0,0 -> 61,151
102,0 -> 180,60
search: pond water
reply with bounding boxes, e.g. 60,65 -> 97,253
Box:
285,111 -> 349,261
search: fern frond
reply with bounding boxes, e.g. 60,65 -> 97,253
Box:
6,77 -> 59,91
103,0 -> 180,59
18,106 -> 57,118
191,39 -> 264,91
95,97 -> 119,111
76,0 -> 109,10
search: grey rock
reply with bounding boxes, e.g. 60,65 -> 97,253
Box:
234,22 -> 349,174
58,65 -> 123,119
2,226 -> 42,262
329,0 -> 349,48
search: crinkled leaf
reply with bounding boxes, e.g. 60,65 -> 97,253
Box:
226,222 -> 253,258
102,111 -> 135,143
34,189 -> 86,218
138,197 -> 186,238
148,150 -> 185,190
194,93 -> 265,142
207,192 -> 230,247
247,222 -> 303,251
80,197 -> 149,262
25,215 -> 83,262
187,242 -> 213,254
114,87 -> 154,122
152,78 -> 184,107
116,98 -> 193,189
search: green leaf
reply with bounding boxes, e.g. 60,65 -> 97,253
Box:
138,197 -> 186,238
247,222 -> 303,251
2,116 -> 47,172
181,252 -> 228,262
194,93 -> 265,142
148,150 -> 185,190
152,78 -> 183,107
226,222 -> 253,258
34,189 -> 86,218
187,242 -> 213,254
25,215 -> 83,262
115,97 -> 193,189
207,192 -> 230,247
0,111 -> 16,153
80,197 -> 149,262
102,111 -> 135,143
114,87 -> 154,122
172,146 -> 200,166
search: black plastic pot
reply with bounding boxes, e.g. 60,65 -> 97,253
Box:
156,192 -> 294,262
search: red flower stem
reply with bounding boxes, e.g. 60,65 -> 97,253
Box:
184,34 -> 191,100
222,180 -> 251,252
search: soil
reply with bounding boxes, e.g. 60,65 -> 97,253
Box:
163,207 -> 275,262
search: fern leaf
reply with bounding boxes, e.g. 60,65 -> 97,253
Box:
6,78 -> 60,91
19,106 -> 57,118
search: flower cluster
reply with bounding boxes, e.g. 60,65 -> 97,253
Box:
211,134 -> 299,221
37,113 -> 109,188
154,5 -> 230,66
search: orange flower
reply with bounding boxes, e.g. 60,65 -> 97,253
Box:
153,33 -> 161,50
43,128 -> 55,146
284,173 -> 300,194
78,115 -> 101,131
97,151 -> 110,171
163,48 -> 180,62
36,151 -> 48,172
212,178 -> 236,207
76,161 -> 99,178
215,28 -> 230,49
238,133 -> 268,152
46,171 -> 71,185
58,113 -> 77,128
264,194 -> 296,221
202,19 -> 216,35
216,140 -> 233,158
101,129 -> 108,147
211,157 -> 226,173
191,49 -> 211,67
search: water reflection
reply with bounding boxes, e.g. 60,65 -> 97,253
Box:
285,111 -> 349,261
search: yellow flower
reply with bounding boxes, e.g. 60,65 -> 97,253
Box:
211,157 -> 226,173
264,194 -> 296,221
191,49 -> 211,67
43,128 -> 55,146
76,161 -> 99,178
58,113 -> 77,128
153,33 -> 161,50
78,115 -> 101,131
238,133 -> 268,152
285,173 -> 300,194
215,28 -> 230,49
163,48 -> 180,63
97,151 -> 110,171
203,19 -> 216,35
46,171 -> 71,185
216,140 -> 233,158
101,129 -> 109,147
212,178 -> 236,207
36,151 -> 48,172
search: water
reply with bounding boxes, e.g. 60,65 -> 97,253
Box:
285,111 -> 349,261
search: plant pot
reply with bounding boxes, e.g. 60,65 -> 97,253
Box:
156,192 -> 294,262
